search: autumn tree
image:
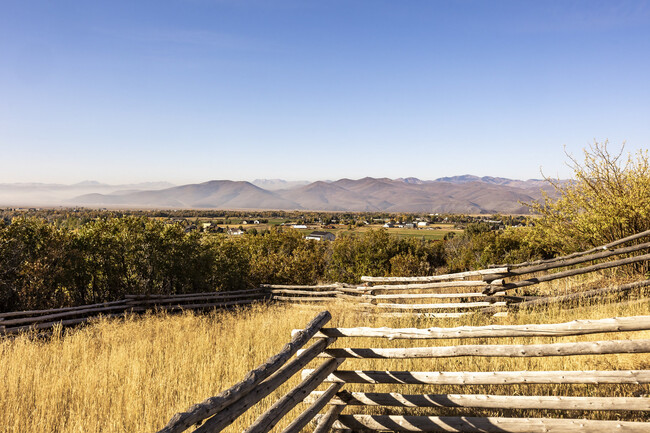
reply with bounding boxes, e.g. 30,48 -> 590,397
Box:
528,141 -> 650,253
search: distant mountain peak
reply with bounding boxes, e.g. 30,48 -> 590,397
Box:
251,179 -> 310,191
434,175 -> 482,183
73,180 -> 105,186
398,177 -> 425,185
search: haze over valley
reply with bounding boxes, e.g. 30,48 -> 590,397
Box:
1,176 -> 558,214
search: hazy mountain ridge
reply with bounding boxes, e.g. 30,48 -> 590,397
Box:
73,180 -> 301,210
0,177 -> 558,213
0,181 -> 176,207
59,176 -> 556,213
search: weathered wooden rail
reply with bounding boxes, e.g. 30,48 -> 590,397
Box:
263,271 -> 517,318
300,313 -> 650,432
0,288 -> 269,335
156,311 -> 344,433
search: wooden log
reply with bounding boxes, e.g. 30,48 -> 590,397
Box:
367,293 -> 493,300
482,274 -> 509,282
361,268 -> 509,283
336,293 -> 366,302
372,302 -> 507,310
279,383 -> 344,433
260,284 -> 342,290
327,414 -> 650,432
373,312 -> 475,319
309,369 -> 650,385
496,228 -> 650,269
509,241 -> 650,276
273,296 -> 339,302
243,358 -> 345,433
308,315 -> 650,340
336,286 -> 370,294
370,312 -> 509,319
191,337 -> 337,433
312,402 -> 346,433
484,280 -> 650,313
125,289 -> 263,299
270,289 -> 342,296
133,293 -> 266,306
483,253 -> 650,295
157,311 -> 332,433
1,304 -> 133,326
0,299 -> 129,319
305,391 -> 650,411
313,339 -> 650,359
2,312 -> 130,334
368,281 -> 489,292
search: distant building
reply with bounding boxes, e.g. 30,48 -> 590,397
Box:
383,223 -> 394,228
292,224 -> 307,229
404,223 -> 415,229
305,231 -> 335,241
417,221 -> 428,227
228,228 -> 244,236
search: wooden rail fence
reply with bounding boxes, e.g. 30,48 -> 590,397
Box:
158,312 -> 650,432
0,289 -> 269,335
302,313 -> 650,432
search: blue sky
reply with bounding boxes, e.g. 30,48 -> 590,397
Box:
1,0 -> 649,184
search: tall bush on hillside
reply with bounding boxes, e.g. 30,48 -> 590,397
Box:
203,235 -> 251,291
327,229 -> 446,282
72,217 -> 216,303
0,218 -> 75,311
527,142 -> 650,253
444,227 -> 548,272
244,227 -> 328,285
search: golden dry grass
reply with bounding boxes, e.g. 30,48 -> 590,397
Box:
1,275 -> 649,433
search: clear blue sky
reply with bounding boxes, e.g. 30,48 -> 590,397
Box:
1,0 -> 649,185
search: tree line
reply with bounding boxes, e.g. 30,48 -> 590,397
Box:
0,214 -> 570,312
0,217 -> 449,312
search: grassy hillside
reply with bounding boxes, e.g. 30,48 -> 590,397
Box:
1,275 -> 649,433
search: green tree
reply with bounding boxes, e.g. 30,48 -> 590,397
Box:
0,218 -> 75,311
203,236 -> 251,291
245,227 -> 328,285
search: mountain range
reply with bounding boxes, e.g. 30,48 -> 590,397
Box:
35,176 -> 558,214
0,176 -> 558,213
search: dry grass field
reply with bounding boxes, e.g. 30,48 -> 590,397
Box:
1,275 -> 649,433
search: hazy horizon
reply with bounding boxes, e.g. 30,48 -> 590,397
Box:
0,174 -> 557,187
2,1 -> 649,185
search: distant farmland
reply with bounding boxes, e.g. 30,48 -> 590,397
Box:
215,221 -> 462,240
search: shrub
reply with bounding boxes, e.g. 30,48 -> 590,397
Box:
527,141 -> 650,253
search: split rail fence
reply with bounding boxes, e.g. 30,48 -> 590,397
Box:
269,228 -> 650,316
0,289 -> 269,335
160,311 -> 650,432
